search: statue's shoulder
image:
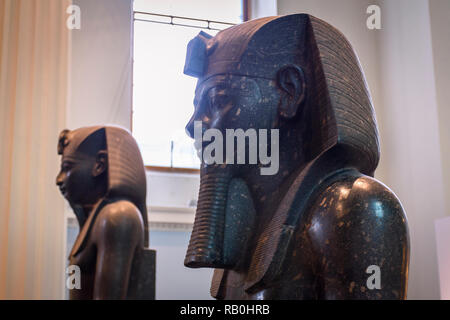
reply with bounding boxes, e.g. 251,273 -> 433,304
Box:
93,200 -> 144,240
307,174 -> 408,237
298,174 -> 409,299
345,175 -> 406,221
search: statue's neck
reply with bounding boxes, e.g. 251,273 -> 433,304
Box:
71,199 -> 103,229
242,157 -> 308,245
246,151 -> 306,210
245,125 -> 306,212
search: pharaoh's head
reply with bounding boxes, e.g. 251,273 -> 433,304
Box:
184,14 -> 380,269
56,126 -> 148,245
56,127 -> 107,206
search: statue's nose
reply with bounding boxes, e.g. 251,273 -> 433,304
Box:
186,113 -> 209,138
56,172 -> 64,186
186,116 -> 195,139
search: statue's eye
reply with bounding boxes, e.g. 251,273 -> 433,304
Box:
207,87 -> 232,115
62,162 -> 72,171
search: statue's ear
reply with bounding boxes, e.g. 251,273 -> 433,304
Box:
276,64 -> 306,119
92,150 -> 107,177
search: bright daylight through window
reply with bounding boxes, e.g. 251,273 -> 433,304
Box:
132,0 -> 243,169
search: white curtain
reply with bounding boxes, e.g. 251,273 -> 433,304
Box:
0,0 -> 71,299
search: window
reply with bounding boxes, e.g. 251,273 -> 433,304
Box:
132,0 -> 244,169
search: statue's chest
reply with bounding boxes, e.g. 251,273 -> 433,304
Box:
68,240 -> 97,299
217,233 -> 319,300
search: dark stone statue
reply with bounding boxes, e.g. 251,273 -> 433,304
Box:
56,126 -> 155,299
183,14 -> 410,299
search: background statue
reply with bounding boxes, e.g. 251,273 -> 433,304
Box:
183,14 -> 409,299
56,126 -> 155,299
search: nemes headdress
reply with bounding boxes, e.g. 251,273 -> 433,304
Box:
184,14 -> 380,175
58,126 -> 149,248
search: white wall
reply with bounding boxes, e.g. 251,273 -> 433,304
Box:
69,0 -> 133,129
435,217 -> 450,299
429,4 -> 450,296
376,0 -> 446,300
429,0 -> 450,213
150,231 -> 213,300
277,0 -> 449,299
145,172 -> 212,299
250,0 -> 277,18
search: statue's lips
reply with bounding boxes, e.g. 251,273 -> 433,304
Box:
59,186 -> 67,197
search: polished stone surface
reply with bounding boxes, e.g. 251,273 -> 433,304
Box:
183,14 -> 409,299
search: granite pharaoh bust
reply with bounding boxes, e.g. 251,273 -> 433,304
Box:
183,14 -> 410,299
56,126 -> 155,299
